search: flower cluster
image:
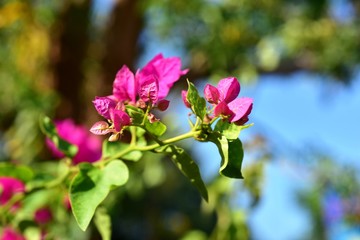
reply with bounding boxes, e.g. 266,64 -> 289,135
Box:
0,177 -> 56,239
46,119 -> 102,165
183,77 -> 253,125
91,54 -> 188,141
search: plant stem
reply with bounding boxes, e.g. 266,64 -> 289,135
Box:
104,129 -> 201,162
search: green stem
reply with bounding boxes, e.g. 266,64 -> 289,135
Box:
130,127 -> 137,146
104,129 -> 201,162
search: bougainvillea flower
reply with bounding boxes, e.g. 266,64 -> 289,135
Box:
46,119 -> 102,165
204,77 -> 252,125
110,108 -> 131,132
138,54 -> 189,100
34,207 -> 53,225
113,65 -> 137,103
0,227 -> 25,240
0,177 -> 25,207
111,53 -> 188,105
92,96 -> 117,120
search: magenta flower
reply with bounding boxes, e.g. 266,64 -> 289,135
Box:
204,77 -> 253,125
34,207 -> 53,225
0,177 -> 25,207
0,227 -> 25,240
112,53 -> 188,105
90,100 -> 131,140
91,54 -> 187,140
46,119 -> 102,165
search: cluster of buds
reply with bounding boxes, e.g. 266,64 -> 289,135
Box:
90,54 -> 188,141
182,77 -> 253,125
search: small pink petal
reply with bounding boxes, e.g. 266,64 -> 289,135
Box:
92,96 -> 116,120
227,97 -> 253,122
138,75 -> 159,103
217,77 -> 240,103
110,109 -> 131,132
214,101 -> 233,117
90,121 -> 112,135
157,99 -> 170,111
113,65 -> 137,102
204,84 -> 220,104
181,90 -> 191,108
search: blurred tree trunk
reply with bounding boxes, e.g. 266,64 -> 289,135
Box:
100,0 -> 143,95
51,0 -> 91,122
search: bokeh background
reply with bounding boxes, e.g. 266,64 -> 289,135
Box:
1,0 -> 359,239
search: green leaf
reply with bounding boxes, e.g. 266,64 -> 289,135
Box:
163,145 -> 208,202
0,163 -> 34,182
186,79 -> 207,119
94,207 -> 111,240
125,105 -> 144,125
70,160 -> 129,231
214,121 -> 254,140
40,116 -> 78,157
144,120 -> 167,137
209,133 -> 244,179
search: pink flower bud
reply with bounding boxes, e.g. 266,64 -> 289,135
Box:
110,109 -> 131,132
90,121 -> 113,135
34,207 -> 52,225
157,99 -> 170,111
204,84 -> 220,104
182,90 -> 191,108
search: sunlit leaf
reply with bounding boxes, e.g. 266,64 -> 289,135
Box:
144,119 -> 167,137
70,160 -> 129,231
215,120 -> 253,140
186,79 -> 206,119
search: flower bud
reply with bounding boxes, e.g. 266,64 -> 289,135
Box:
181,90 -> 191,108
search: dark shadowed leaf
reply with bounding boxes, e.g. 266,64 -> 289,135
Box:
209,133 -> 244,178
161,145 -> 208,202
